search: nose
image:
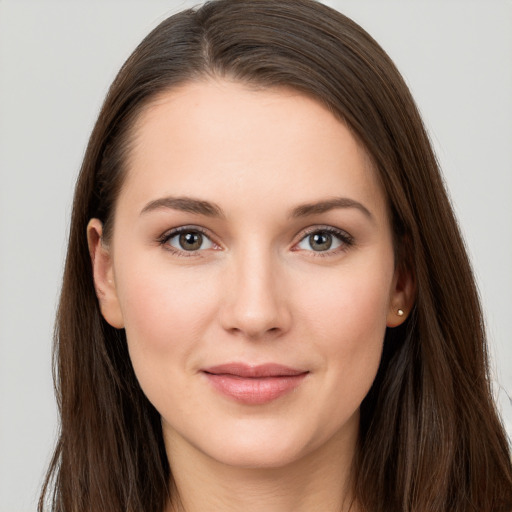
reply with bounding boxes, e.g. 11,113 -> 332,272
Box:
219,248 -> 292,340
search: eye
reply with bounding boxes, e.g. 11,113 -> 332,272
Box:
162,228 -> 216,252
295,227 -> 352,253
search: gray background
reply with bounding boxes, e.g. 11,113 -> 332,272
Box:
1,1 -> 511,510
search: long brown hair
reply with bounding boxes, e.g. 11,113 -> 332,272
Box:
39,1 -> 512,511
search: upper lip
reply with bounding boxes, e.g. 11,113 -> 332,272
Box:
202,363 -> 308,378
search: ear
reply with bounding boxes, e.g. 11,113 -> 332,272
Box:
386,261 -> 416,328
87,219 -> 124,329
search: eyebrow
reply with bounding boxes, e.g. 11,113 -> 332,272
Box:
291,197 -> 373,220
140,196 -> 224,218
140,195 -> 373,221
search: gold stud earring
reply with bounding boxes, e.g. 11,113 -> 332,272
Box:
397,309 -> 404,317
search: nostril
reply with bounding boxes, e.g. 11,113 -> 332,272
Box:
219,281 -> 291,338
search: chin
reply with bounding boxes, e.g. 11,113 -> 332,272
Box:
206,438 -> 311,470
186,413 -> 355,471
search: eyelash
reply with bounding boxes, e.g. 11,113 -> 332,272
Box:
295,226 -> 354,257
158,226 -> 218,257
157,225 -> 354,257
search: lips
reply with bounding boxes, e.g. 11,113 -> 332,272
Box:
202,363 -> 309,405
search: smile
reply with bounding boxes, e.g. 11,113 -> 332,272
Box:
202,363 -> 309,405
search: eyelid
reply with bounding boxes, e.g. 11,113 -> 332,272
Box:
158,225 -> 221,255
292,225 -> 354,255
156,224 -> 353,257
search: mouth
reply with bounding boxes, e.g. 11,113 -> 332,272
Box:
201,363 -> 309,405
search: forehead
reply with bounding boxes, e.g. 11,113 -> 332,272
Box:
119,79 -> 388,223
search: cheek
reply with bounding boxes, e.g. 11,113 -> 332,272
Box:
295,258 -> 393,396
113,259 -> 225,422
299,263 -> 391,344
113,255 -> 220,387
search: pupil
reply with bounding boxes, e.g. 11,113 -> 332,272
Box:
311,232 -> 332,251
180,232 -> 202,251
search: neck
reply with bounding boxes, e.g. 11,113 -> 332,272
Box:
164,424 -> 359,512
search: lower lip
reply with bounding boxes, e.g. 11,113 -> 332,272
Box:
203,372 -> 308,405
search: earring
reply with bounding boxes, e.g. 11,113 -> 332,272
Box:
397,309 -> 404,317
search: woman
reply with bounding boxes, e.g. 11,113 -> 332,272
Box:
39,0 -> 512,511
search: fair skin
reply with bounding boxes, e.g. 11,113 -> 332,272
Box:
88,79 -> 414,512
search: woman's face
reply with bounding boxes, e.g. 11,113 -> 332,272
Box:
89,80 -> 411,469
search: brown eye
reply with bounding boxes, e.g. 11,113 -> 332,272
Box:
296,228 -> 351,254
179,232 -> 203,251
164,229 -> 215,252
309,232 -> 332,251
